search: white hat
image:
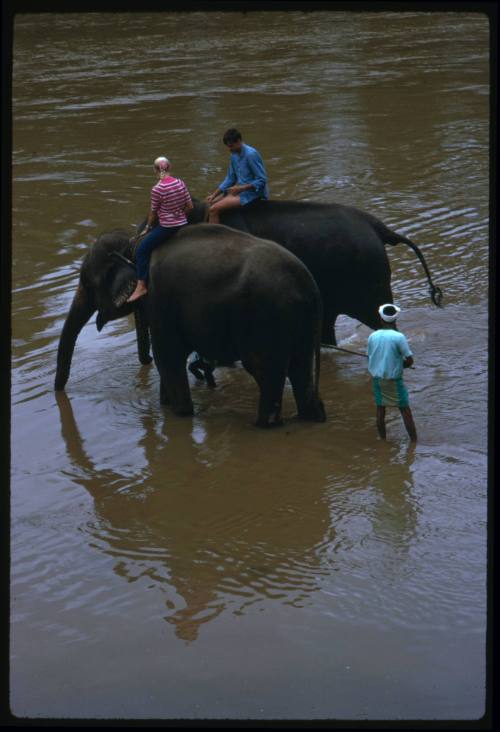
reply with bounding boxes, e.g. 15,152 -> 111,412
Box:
378,303 -> 401,322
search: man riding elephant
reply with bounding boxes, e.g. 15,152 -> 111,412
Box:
205,128 -> 269,224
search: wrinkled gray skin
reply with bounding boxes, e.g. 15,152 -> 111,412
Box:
54,224 -> 326,427
188,199 -> 443,344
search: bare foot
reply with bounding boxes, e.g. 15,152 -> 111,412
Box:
127,284 -> 147,303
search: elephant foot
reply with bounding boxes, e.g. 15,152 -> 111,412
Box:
297,400 -> 327,422
140,355 -> 153,365
254,417 -> 284,428
321,331 -> 336,347
171,404 -> 195,417
205,372 -> 216,388
188,363 -> 205,381
189,359 -> 216,387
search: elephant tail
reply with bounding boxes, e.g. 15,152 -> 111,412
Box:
373,221 -> 443,307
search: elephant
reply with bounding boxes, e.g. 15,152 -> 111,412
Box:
54,223 -> 326,427
187,198 -> 443,345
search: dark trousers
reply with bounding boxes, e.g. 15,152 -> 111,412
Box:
135,224 -> 185,281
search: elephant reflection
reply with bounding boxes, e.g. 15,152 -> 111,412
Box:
55,392 -> 332,643
55,392 -> 418,642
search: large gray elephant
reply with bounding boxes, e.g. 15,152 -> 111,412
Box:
187,198 -> 443,344
54,224 -> 326,427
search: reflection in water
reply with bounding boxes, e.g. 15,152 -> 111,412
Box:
56,391 -> 419,642
367,442 -> 418,547
56,392 -> 334,642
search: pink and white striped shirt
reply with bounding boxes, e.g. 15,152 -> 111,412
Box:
150,176 -> 192,227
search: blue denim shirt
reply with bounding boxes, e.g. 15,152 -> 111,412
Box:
219,143 -> 269,205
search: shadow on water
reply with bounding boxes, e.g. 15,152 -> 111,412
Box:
55,386 -> 419,643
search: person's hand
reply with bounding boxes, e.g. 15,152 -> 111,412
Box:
228,185 -> 242,195
206,191 -> 219,202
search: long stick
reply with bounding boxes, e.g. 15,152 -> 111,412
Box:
321,343 -> 367,358
322,343 -> 415,368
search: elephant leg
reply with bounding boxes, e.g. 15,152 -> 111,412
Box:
202,361 -> 216,388
150,324 -> 193,414
243,354 -> 286,428
159,375 -> 171,405
150,336 -> 170,405
288,358 -> 314,419
188,355 -> 217,388
319,300 -> 338,346
164,364 -> 193,415
156,359 -> 193,414
134,302 -> 153,365
321,316 -> 338,346
288,352 -> 325,422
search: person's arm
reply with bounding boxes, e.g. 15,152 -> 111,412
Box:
207,159 -> 236,201
399,334 -> 414,368
240,150 -> 268,196
227,182 -> 254,195
139,208 -> 158,236
139,186 -> 161,235
206,187 -> 222,202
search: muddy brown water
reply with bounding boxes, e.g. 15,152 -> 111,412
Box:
10,10 -> 489,720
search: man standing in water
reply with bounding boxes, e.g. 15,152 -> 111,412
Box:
206,128 -> 269,223
367,304 -> 417,442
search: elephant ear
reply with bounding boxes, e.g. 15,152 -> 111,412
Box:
110,262 -> 137,308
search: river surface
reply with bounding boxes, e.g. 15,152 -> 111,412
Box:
10,9 -> 490,721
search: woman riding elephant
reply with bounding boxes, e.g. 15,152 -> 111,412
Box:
127,156 -> 193,303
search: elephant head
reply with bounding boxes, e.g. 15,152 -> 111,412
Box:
54,229 -> 142,391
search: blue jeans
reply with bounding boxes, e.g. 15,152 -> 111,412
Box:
135,224 -> 185,281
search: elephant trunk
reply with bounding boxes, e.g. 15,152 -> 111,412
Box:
313,296 -> 326,422
54,284 -> 96,390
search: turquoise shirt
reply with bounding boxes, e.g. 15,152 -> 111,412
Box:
219,143 -> 269,205
367,329 -> 413,379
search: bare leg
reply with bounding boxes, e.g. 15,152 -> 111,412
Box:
376,406 -> 386,439
127,279 -> 147,303
400,406 -> 417,442
208,193 -> 242,224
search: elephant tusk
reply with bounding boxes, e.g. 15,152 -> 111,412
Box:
113,279 -> 137,308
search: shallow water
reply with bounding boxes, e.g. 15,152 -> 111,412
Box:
10,10 -> 489,720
